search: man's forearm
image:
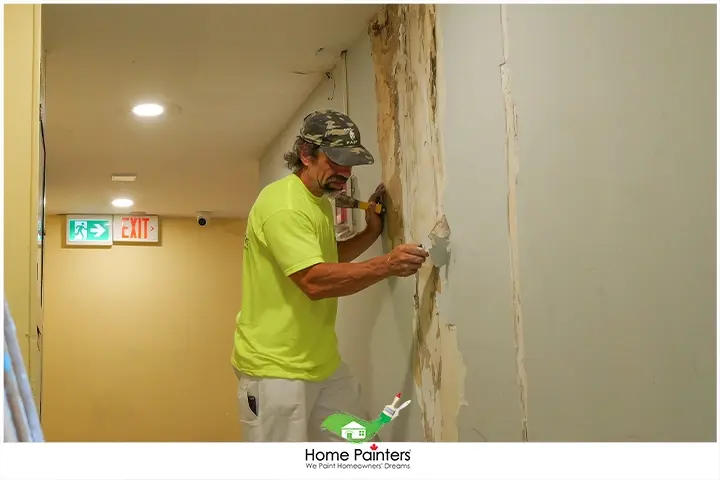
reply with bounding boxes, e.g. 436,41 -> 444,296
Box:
337,227 -> 381,263
296,255 -> 390,300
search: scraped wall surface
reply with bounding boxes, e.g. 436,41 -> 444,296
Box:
369,4 -> 466,441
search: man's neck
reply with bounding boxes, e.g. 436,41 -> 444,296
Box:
295,171 -> 324,198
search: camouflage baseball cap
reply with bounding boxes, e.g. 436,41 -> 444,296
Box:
299,109 -> 375,167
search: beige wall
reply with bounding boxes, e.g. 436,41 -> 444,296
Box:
3,4 -> 43,396
260,4 -> 716,442
41,215 -> 245,441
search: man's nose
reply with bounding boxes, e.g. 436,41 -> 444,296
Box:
335,165 -> 352,176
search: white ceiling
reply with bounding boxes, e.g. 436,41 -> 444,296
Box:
42,4 -> 380,218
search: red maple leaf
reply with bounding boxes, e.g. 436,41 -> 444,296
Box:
370,444 -> 378,450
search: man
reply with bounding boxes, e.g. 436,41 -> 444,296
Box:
231,109 -> 428,442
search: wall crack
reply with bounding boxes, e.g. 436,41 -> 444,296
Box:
499,4 -> 530,442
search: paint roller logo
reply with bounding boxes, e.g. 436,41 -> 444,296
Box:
320,393 -> 411,444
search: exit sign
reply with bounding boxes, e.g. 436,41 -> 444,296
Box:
66,215 -> 113,246
113,215 -> 159,243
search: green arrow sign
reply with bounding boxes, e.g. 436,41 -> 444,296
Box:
66,215 -> 113,246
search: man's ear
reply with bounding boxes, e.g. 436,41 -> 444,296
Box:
299,144 -> 315,167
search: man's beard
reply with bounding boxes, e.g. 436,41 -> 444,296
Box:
321,175 -> 349,193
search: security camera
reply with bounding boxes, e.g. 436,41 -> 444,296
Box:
196,211 -> 211,227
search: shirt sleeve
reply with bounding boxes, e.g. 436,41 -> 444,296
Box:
262,209 -> 326,276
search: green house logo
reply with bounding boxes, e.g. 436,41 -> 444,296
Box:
321,393 -> 411,444
340,421 -> 367,441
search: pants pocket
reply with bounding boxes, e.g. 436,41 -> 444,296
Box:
237,375 -> 309,441
237,377 -> 261,441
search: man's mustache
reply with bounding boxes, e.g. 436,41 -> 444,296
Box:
328,175 -> 349,183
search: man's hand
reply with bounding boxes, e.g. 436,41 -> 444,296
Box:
365,183 -> 386,235
386,244 -> 429,277
291,243 -> 430,300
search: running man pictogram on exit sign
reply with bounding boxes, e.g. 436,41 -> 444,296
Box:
65,215 -> 113,246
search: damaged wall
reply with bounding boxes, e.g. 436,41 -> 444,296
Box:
436,4 -> 525,441
437,4 -> 716,441
369,4 -> 466,441
259,4 -> 715,442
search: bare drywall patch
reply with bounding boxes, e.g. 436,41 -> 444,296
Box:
499,5 -> 529,442
369,4 -> 466,441
369,6 -> 404,247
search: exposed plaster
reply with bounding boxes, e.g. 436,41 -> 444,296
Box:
369,4 -> 466,441
499,4 -> 530,442
369,7 -> 404,247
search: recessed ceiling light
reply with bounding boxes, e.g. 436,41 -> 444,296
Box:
112,198 -> 134,208
131,103 -> 164,117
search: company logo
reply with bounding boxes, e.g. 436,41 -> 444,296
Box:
304,394 -> 413,471
320,393 -> 411,444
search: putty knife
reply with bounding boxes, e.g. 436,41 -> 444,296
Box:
421,215 -> 450,268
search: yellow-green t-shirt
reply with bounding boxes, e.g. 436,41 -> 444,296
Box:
231,174 -> 340,381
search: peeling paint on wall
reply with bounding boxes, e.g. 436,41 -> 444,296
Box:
369,4 -> 466,441
499,5 -> 530,442
368,6 -> 404,247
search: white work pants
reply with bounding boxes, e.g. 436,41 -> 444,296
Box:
235,362 -> 370,442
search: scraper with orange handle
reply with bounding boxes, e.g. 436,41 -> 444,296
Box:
334,183 -> 387,215
334,193 -> 386,214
